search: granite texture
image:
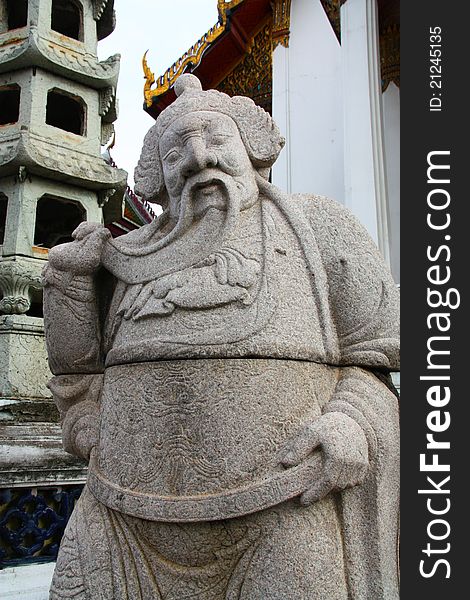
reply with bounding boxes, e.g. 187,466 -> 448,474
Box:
43,75 -> 400,599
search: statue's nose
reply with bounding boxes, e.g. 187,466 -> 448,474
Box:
182,137 -> 217,176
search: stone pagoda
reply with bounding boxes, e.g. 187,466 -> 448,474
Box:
0,0 -> 126,574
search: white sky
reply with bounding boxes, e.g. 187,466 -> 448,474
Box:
98,0 -> 219,187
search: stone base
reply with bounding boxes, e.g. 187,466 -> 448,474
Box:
0,562 -> 55,600
0,315 -> 52,400
0,423 -> 86,487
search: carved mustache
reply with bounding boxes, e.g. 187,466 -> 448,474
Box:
179,169 -> 242,215
184,169 -> 238,195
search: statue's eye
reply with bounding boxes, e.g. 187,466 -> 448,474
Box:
163,149 -> 181,165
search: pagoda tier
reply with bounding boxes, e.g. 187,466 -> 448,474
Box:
0,129 -> 126,193
0,26 -> 120,89
0,6 -> 126,571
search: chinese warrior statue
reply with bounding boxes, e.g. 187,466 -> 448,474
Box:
44,75 -> 399,599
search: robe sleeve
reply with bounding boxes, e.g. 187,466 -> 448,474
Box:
42,266 -> 104,375
300,196 -> 399,597
324,366 -> 400,598
301,195 -> 400,371
42,227 -> 115,461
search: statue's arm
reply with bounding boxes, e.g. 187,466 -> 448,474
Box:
42,222 -> 111,375
281,365 -> 399,503
301,193 -> 400,369
48,373 -> 103,461
280,196 -> 399,503
323,366 -> 399,483
42,223 -> 111,460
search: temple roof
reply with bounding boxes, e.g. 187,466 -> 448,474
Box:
143,0 -> 399,117
102,150 -> 155,236
143,0 -> 272,119
107,185 -> 155,237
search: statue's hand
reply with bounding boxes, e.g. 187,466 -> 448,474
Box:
62,400 -> 100,461
49,375 -> 102,462
48,223 -> 111,275
280,412 -> 369,505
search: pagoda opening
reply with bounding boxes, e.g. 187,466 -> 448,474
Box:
34,195 -> 86,249
27,288 -> 44,318
0,85 -> 20,126
0,193 -> 7,245
46,89 -> 85,135
51,0 -> 83,41
0,0 -> 28,31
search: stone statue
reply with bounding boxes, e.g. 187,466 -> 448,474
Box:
43,75 -> 399,599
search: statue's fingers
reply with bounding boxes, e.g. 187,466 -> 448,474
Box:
96,228 -> 112,242
359,461 -> 369,482
301,455 -> 348,504
72,222 -> 111,248
280,425 -> 321,467
343,462 -> 369,488
83,229 -> 112,248
333,459 -> 368,492
300,477 -> 334,505
125,286 -> 153,319
72,222 -> 103,240
214,253 -> 228,284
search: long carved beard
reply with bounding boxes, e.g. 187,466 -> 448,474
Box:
173,169 -> 243,238
150,170 -> 243,272
103,171 -> 257,284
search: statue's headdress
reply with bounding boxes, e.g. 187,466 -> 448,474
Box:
134,75 -> 285,207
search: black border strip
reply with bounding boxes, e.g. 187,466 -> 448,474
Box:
401,1 -> 468,596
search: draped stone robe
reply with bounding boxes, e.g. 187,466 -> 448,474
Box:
43,189 -> 400,599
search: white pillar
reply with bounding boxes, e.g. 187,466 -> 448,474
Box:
272,0 -> 343,202
272,44 -> 292,194
341,0 -> 390,262
383,82 -> 400,282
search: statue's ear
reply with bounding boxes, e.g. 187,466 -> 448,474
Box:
230,96 -> 285,169
134,125 -> 166,206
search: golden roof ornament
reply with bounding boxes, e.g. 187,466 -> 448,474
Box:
142,0 -> 245,108
272,0 -> 292,49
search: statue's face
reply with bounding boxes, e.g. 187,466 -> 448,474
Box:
159,111 -> 258,220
